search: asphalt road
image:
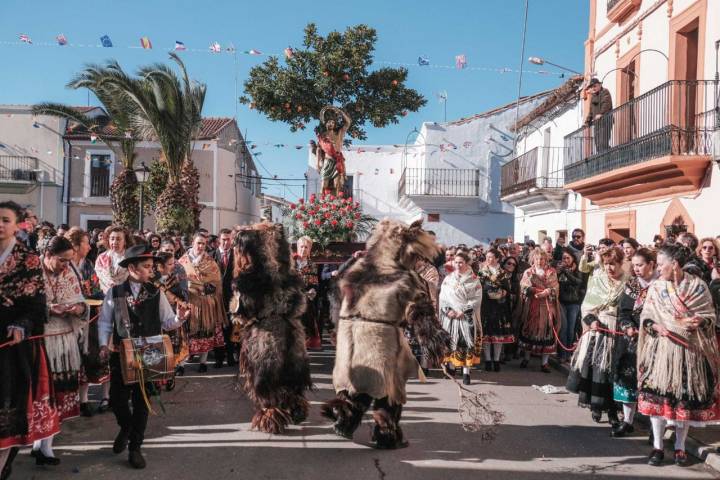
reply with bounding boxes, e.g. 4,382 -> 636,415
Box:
13,346 -> 720,480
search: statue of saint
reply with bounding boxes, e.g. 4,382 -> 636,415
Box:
315,106 -> 351,196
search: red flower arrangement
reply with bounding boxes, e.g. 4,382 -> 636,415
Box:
283,192 -> 376,248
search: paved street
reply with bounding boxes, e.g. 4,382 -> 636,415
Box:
13,346 -> 719,480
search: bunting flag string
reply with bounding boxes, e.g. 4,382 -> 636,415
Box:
0,33 -> 566,77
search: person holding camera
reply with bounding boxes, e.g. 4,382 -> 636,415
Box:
178,233 -> 227,373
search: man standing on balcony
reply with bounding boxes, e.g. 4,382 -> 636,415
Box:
585,78 -> 613,153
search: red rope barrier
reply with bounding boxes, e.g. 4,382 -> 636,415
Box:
0,313 -> 99,350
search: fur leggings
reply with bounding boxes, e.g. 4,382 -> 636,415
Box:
322,391 -> 406,449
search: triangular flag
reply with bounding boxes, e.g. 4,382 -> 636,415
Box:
455,54 -> 467,69
209,42 -> 221,53
226,43 -> 236,53
19,34 -> 32,44
100,35 -> 113,47
56,34 -> 67,46
174,41 -> 187,51
418,56 -> 430,66
246,49 -> 262,55
140,37 -> 152,49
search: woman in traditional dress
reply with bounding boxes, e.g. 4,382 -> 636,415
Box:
179,233 -> 226,373
611,247 -> 657,438
95,225 -> 130,294
295,236 -> 321,350
93,225 -> 130,412
518,247 -> 560,372
0,201 -> 60,477
406,256 -> 441,374
440,251 -> 483,385
33,236 -> 87,465
638,243 -> 720,467
65,227 -> 107,417
154,251 -> 190,382
477,248 -> 513,372
567,246 -> 628,425
501,255 -> 521,362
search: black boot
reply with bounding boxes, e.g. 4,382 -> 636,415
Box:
128,449 -> 146,469
113,428 -> 129,454
611,421 -> 634,437
648,449 -> 664,466
80,402 -> 94,417
462,372 -> 471,385
484,361 -> 492,372
493,362 -> 501,372
34,450 -> 61,466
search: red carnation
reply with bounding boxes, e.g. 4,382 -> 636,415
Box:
330,204 -> 336,211
309,194 -> 316,203
354,212 -> 361,219
346,221 -> 354,228
298,198 -> 304,204
308,210 -> 316,216
328,194 -> 335,201
314,219 -> 322,226
298,204 -> 305,211
338,191 -> 344,197
348,197 -> 353,203
290,203 -> 297,210
303,221 -> 310,228
324,212 -> 332,219
330,219 -> 338,226
295,213 -> 303,219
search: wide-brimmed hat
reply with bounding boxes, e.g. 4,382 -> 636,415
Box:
119,244 -> 162,268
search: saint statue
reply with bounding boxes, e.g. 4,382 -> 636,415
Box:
315,106 -> 352,196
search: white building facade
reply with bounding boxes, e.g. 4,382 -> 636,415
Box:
306,94 -> 550,246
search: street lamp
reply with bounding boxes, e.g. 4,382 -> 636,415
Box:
528,56 -> 582,76
135,162 -> 150,231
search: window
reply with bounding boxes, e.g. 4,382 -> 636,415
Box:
89,154 -> 111,197
427,213 -> 440,223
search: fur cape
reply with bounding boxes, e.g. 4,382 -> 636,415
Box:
230,223 -> 312,433
332,219 -> 449,406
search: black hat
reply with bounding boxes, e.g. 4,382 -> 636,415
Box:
119,245 -> 161,268
588,77 -> 601,86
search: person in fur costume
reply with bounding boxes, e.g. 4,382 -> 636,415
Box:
322,219 -> 450,449
229,223 -> 312,434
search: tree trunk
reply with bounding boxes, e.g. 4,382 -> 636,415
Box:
110,169 -> 139,229
180,158 -> 204,231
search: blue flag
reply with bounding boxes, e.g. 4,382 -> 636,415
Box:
100,35 -> 113,48
418,56 -> 430,66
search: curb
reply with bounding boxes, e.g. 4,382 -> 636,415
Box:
548,356 -> 720,473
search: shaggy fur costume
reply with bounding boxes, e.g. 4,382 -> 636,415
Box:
322,219 -> 450,448
230,223 -> 312,434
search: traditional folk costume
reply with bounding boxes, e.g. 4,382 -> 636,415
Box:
179,250 -> 226,363
440,269 -> 483,377
611,274 -> 656,435
638,273 -> 720,457
231,224 -> 312,434
518,266 -> 560,367
40,260 -> 86,423
0,239 -> 60,471
477,264 -> 514,370
323,220 -> 449,448
566,269 -> 628,421
98,247 -> 186,469
405,260 -> 440,370
295,255 -> 321,350
95,249 -> 128,294
74,258 -> 109,386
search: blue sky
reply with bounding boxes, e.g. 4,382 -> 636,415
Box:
0,0 -> 588,199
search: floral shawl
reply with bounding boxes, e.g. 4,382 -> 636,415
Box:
0,239 -> 45,334
519,266 -> 561,336
42,260 -> 85,373
639,273 -> 718,402
95,250 -> 128,294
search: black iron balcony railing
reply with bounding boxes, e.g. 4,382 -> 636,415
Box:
563,80 -> 719,184
501,146 -> 565,198
398,168 -> 479,198
0,155 -> 39,182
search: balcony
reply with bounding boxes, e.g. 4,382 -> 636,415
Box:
606,0 -> 640,23
501,146 -> 567,213
563,80 -> 718,206
0,155 -> 40,193
398,167 -> 482,208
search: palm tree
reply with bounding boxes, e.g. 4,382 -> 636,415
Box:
97,53 -> 206,233
33,66 -> 140,229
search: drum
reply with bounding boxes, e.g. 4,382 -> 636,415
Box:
119,335 -> 175,385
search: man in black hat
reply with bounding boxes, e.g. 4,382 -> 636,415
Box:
585,78 -> 613,153
97,245 -> 190,469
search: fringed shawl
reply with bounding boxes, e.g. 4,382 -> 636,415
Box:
519,266 -> 560,338
179,252 -> 226,335
439,271 -> 482,347
95,250 -> 128,294
42,262 -> 85,373
638,273 -> 719,402
571,270 -> 627,372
